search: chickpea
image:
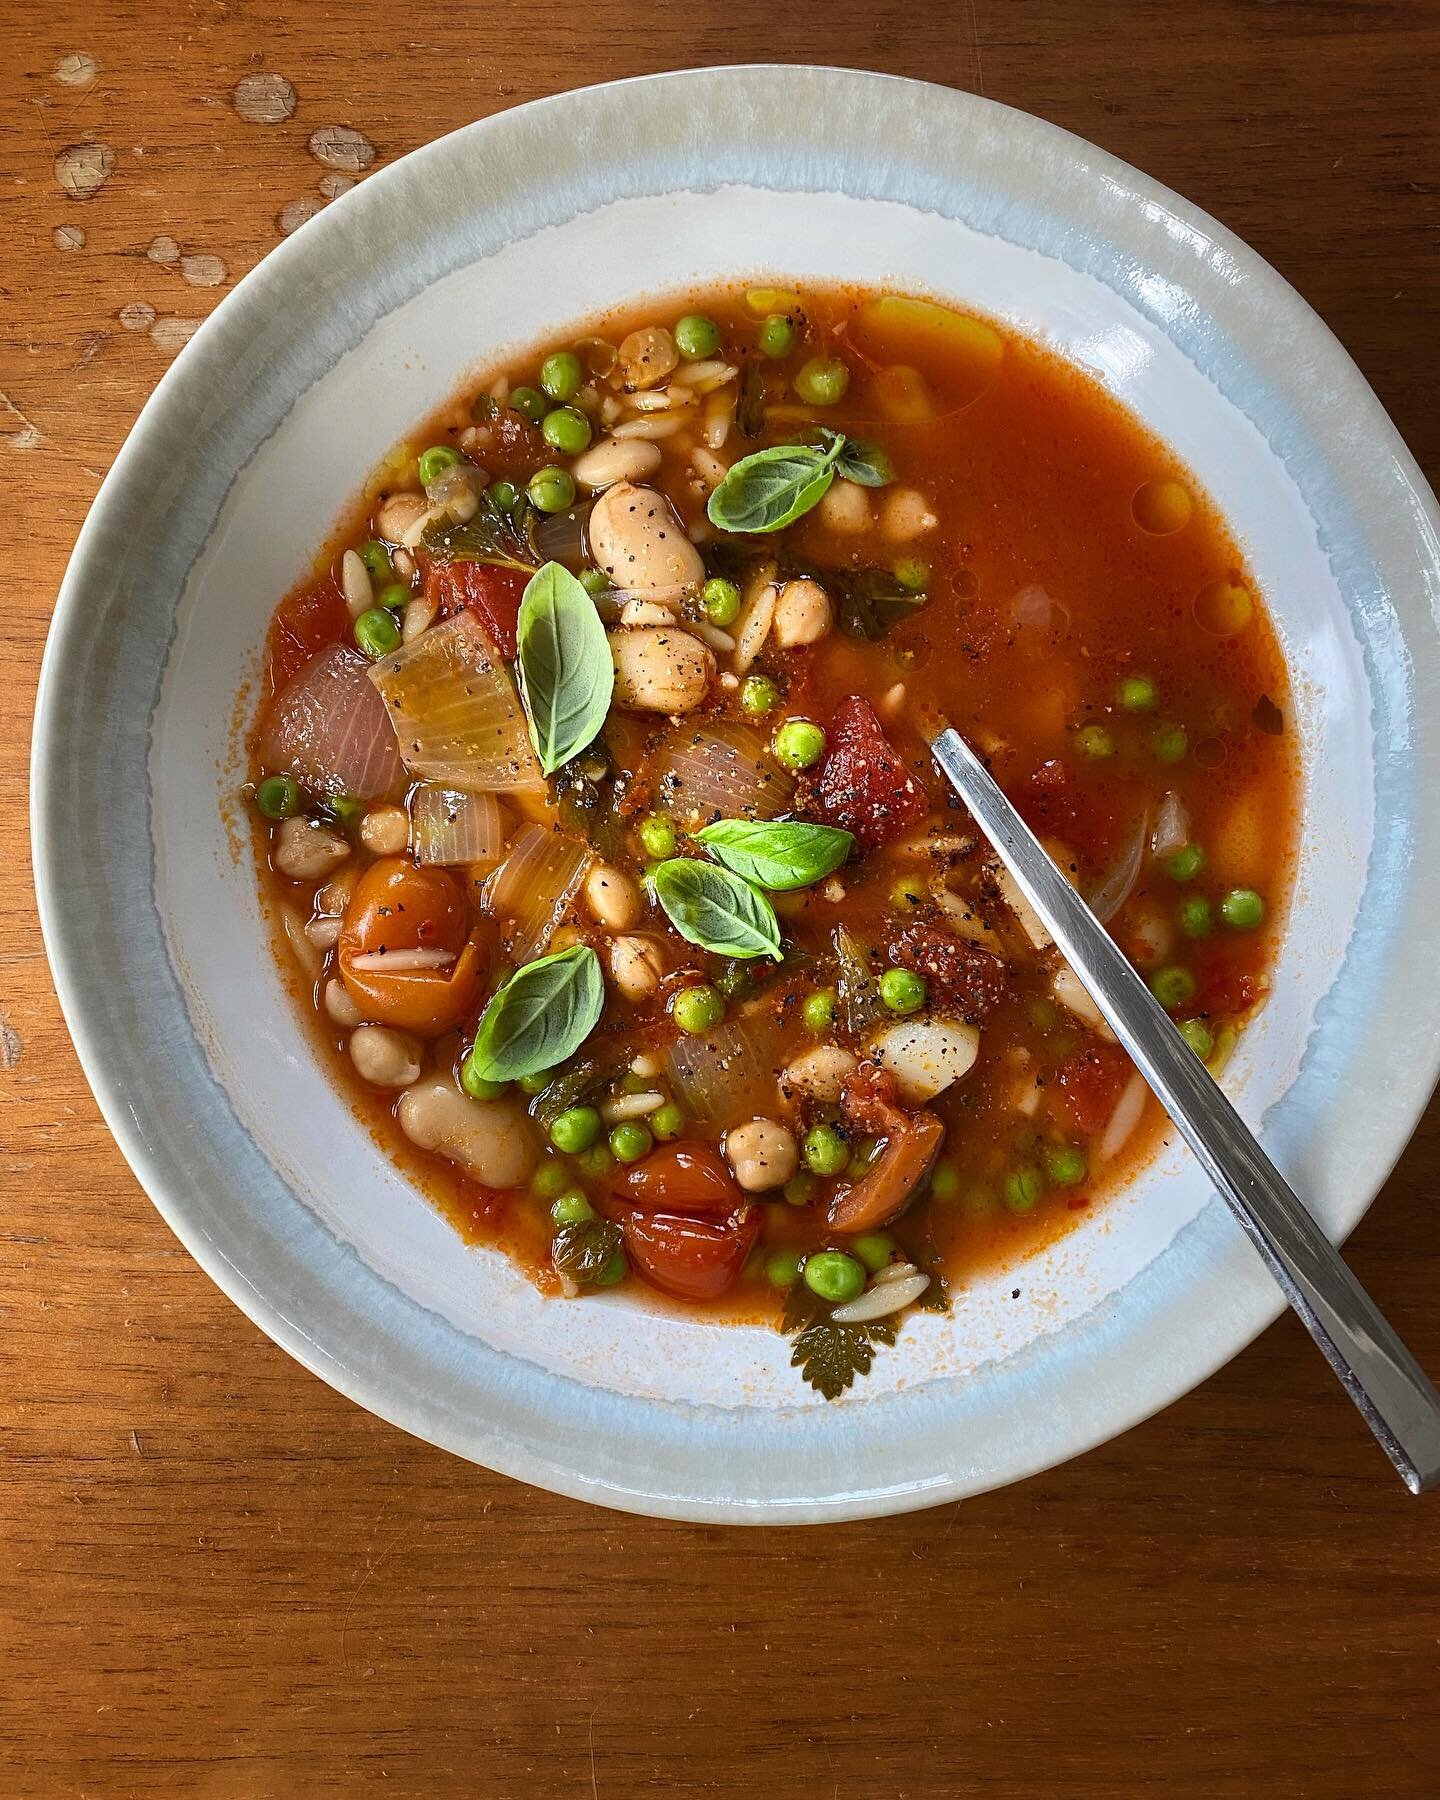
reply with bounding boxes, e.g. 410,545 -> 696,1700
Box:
584,862 -> 642,931
778,1045 -> 858,1107
359,804 -> 409,856
817,478 -> 871,533
571,435 -> 663,491
608,935 -> 665,1003
772,577 -> 833,649
881,486 -> 938,542
724,1118 -> 799,1193
375,491 -> 429,542
397,1076 -> 539,1187
608,627 -> 714,713
315,865 -> 359,916
273,816 -> 349,882
616,325 -> 679,391
348,1024 -> 423,1089
324,977 -> 363,1028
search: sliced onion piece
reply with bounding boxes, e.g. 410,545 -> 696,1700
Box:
1089,808 -> 1150,923
368,611 -> 542,792
1151,790 -> 1191,859
485,822 -> 590,962
664,1012 -> 787,1126
261,645 -> 404,801
867,1018 -> 980,1104
411,784 -> 505,867
654,720 -> 795,826
534,502 -> 590,566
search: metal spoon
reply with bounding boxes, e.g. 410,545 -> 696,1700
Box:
930,726 -> 1440,1493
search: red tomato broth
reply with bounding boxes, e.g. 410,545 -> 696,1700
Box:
247,282 -> 1297,1354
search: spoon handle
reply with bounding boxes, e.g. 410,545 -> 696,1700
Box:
931,727 -> 1440,1493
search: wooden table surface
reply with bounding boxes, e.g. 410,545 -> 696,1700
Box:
4,2 -> 1439,1793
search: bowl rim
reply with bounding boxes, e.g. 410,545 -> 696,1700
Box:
31,65 -> 1440,1520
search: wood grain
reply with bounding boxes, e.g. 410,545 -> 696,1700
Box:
3,2 -> 1439,1793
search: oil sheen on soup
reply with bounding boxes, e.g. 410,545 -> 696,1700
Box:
248,284 -> 1295,1399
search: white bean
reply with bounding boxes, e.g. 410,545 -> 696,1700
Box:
608,626 -> 714,713
588,482 -> 706,595
571,435 -> 663,491
724,1118 -> 798,1193
359,804 -> 409,856
397,1076 -> 539,1187
349,1024 -> 423,1089
772,578 -> 833,649
273,817 -> 349,882
324,977 -> 362,1028
779,1044 -> 858,1106
584,862 -> 642,931
607,935 -> 665,1002
868,1018 -> 980,1105
817,478 -> 872,533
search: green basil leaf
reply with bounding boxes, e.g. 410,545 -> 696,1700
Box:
516,561 -> 615,775
467,943 -> 605,1082
695,819 -> 854,891
832,440 -> 894,487
650,859 -> 783,961
706,438 -> 842,534
551,1216 -> 623,1284
829,565 -> 930,640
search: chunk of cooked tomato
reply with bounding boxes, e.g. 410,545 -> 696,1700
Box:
338,857 -> 484,1035
266,576 -> 349,693
614,1144 -> 744,1216
424,561 -> 527,660
621,1207 -> 759,1302
1052,1043 -> 1130,1136
800,694 -> 929,850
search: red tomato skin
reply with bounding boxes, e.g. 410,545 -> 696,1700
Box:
622,1208 -> 759,1302
1052,1043 -> 1130,1136
424,562 -> 526,659
614,1145 -> 744,1217
799,695 -> 929,850
266,577 -> 349,692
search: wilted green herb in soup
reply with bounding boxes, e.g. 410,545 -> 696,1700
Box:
250,285 -> 1296,1398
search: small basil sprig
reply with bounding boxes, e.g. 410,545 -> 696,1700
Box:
707,437 -> 846,534
650,859 -> 783,961
516,561 -> 614,776
465,943 -> 605,1082
695,820 -> 853,891
818,428 -> 894,488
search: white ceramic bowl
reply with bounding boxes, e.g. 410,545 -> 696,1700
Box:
33,68 -> 1440,1521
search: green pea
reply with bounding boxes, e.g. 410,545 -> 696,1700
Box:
575,1143 -> 617,1181
893,557 -> 930,594
550,1106 -> 602,1154
1221,887 -> 1265,930
700,576 -> 741,626
783,1171 -> 818,1207
880,967 -> 927,1014
1149,964 -> 1198,1009
518,1068 -> 557,1097
802,989 -> 836,1034
929,1160 -> 961,1202
712,960 -> 755,1002
851,1233 -> 895,1274
593,1249 -> 628,1287
539,351 -> 583,402
650,1101 -> 685,1141
1179,1018 -> 1214,1060
1177,895 -> 1214,938
638,813 -> 677,859
1076,724 -> 1114,760
550,1190 -> 595,1225
1151,723 -> 1189,765
793,356 -> 850,405
671,984 -> 724,1035
353,607 -> 401,659
675,314 -> 721,359
772,719 -> 826,770
579,566 -> 610,598
541,405 -> 592,455
255,774 -> 301,820
1166,844 -> 1206,883
329,794 -> 363,831
358,540 -> 392,581
531,1161 -> 571,1201
757,314 -> 797,358
527,466 -> 576,513
890,875 -> 926,911
1044,1143 -> 1088,1187
766,1248 -> 803,1289
461,1059 -> 508,1101
418,445 -> 461,487
740,674 -> 779,716
803,1249 -> 866,1303
377,581 -> 411,612
510,385 -> 548,423
803,1124 -> 849,1178
1003,1166 -> 1044,1212
1118,675 -> 1157,712
609,1121 -> 653,1164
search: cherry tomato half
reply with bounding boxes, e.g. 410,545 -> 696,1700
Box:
613,1144 -> 743,1217
339,856 -> 483,1035
622,1208 -> 759,1303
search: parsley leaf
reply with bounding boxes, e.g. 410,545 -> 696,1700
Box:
781,1282 -> 898,1400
